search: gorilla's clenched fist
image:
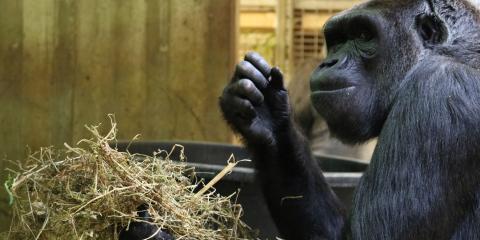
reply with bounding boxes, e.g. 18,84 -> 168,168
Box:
220,52 -> 291,146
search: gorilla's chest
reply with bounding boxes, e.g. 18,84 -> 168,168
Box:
349,164 -> 480,239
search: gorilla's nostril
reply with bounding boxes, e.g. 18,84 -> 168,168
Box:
319,59 -> 339,69
325,59 -> 338,67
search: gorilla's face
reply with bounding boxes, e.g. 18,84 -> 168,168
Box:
310,0 -> 428,143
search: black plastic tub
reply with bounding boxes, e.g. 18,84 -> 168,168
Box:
114,141 -> 367,238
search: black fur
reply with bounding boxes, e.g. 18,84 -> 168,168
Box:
119,204 -> 174,240
220,0 -> 480,239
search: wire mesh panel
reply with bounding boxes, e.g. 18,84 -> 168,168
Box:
293,8 -> 339,69
238,1 -> 277,64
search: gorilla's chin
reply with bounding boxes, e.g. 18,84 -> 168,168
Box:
310,88 -> 383,144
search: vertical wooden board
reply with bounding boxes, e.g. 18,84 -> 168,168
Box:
20,0 -> 56,149
72,0 -> 236,142
143,0 -> 175,139
111,0 -> 148,140
0,1 -> 23,102
72,0 -> 116,141
0,0 -> 24,231
286,0 -> 294,81
167,0 -> 220,141
49,0 -> 77,147
0,2 -> 24,158
276,0 -> 287,69
201,0 -> 235,142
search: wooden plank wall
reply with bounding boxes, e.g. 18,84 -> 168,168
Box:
0,0 -> 236,229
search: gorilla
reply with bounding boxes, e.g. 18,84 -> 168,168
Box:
220,0 -> 480,239
119,204 -> 174,240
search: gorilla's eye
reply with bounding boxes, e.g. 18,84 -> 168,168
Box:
355,30 -> 373,41
349,19 -> 375,42
359,32 -> 368,40
324,14 -> 377,53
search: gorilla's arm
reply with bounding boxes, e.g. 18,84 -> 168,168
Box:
248,126 -> 346,240
351,59 -> 480,239
220,52 -> 346,240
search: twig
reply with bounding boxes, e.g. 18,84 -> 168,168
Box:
194,155 -> 249,198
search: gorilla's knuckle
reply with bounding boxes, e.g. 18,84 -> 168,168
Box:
219,97 -> 229,110
245,99 -> 254,107
247,103 -> 256,112
239,61 -> 256,74
245,51 -> 257,59
237,60 -> 249,69
223,85 -> 235,96
238,79 -> 255,90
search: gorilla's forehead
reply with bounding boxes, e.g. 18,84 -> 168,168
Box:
354,0 -> 421,12
354,0 -> 480,17
362,0 -> 480,8
346,0 -> 423,20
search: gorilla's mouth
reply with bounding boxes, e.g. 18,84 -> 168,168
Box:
312,80 -> 356,93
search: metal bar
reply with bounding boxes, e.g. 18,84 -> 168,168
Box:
188,162 -> 363,188
324,172 -> 363,188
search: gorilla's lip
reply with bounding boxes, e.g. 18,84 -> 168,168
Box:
311,77 -> 356,93
311,79 -> 357,92
311,86 -> 356,95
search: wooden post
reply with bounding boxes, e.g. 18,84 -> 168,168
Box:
275,0 -> 294,82
275,0 -> 286,70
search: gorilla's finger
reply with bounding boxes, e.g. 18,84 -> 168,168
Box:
270,67 -> 286,90
230,79 -> 264,106
158,231 -> 175,240
244,119 -> 275,145
236,61 -> 269,89
221,94 -> 257,121
136,204 -> 152,221
232,96 -> 257,120
245,51 -> 271,78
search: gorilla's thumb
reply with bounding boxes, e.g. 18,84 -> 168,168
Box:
270,67 -> 286,90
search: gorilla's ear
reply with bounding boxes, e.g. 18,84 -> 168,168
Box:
415,13 -> 448,45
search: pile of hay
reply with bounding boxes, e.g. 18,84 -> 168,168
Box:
4,119 -> 255,239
